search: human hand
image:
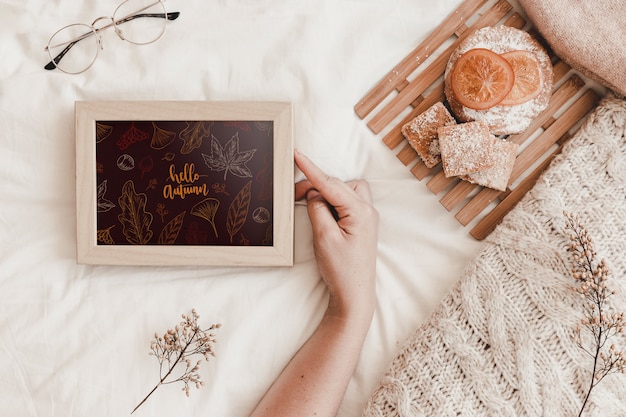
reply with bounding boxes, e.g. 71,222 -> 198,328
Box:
294,150 -> 379,317
249,152 -> 379,417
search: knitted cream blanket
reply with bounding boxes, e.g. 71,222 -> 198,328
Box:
362,94 -> 626,416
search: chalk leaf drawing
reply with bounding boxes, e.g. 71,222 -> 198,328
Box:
185,221 -> 208,245
162,152 -> 176,162
96,123 -> 113,143
191,198 -> 220,238
138,155 -> 154,179
179,121 -> 214,154
150,122 -> 177,150
97,225 -> 116,245
97,180 -> 116,212
262,224 -> 273,245
254,121 -> 273,137
226,181 -> 252,243
158,211 -> 186,244
118,180 -> 154,245
202,133 -> 257,181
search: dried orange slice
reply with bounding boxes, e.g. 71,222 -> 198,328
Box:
500,50 -> 543,106
450,48 -> 514,110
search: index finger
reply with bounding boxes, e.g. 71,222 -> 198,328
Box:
294,150 -> 360,208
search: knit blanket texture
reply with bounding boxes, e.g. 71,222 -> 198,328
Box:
362,95 -> 626,416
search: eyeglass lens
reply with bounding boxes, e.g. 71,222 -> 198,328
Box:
46,0 -> 174,73
112,0 -> 167,44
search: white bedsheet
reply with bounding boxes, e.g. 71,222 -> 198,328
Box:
0,0 -> 497,415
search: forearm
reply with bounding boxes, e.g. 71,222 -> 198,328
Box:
250,296 -> 374,417
252,151 -> 379,416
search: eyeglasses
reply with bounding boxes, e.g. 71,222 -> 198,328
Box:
44,0 -> 180,74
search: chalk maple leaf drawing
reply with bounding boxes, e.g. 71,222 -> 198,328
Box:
201,133 -> 256,180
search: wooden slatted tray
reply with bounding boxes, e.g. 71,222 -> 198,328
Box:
354,0 -> 601,240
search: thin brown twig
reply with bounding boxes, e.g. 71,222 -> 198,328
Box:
131,310 -> 220,414
564,212 -> 626,416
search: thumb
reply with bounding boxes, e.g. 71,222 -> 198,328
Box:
305,189 -> 340,237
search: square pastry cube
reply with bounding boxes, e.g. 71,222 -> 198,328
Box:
401,102 -> 456,168
462,138 -> 519,192
438,121 -> 495,177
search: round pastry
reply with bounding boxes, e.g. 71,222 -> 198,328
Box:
444,25 -> 553,135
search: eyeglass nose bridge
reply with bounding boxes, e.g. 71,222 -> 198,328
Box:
91,16 -> 124,46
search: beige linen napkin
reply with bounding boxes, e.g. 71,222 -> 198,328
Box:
519,0 -> 626,96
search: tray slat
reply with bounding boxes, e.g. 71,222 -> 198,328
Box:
366,0 -> 519,134
354,0 -> 490,119
354,0 -> 601,240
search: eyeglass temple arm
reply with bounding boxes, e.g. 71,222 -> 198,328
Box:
44,36 -> 88,70
115,11 -> 179,25
44,12 -> 180,71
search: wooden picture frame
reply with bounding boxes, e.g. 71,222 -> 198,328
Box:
75,101 -> 293,266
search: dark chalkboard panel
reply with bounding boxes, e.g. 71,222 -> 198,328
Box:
76,101 -> 293,266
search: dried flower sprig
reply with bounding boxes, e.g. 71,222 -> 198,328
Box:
564,212 -> 626,416
131,309 -> 221,414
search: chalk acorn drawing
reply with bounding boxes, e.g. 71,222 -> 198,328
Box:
252,207 -> 270,224
116,154 -> 135,171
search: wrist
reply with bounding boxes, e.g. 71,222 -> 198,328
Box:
326,290 -> 375,328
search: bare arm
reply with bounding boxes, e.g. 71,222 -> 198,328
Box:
250,150 -> 379,417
